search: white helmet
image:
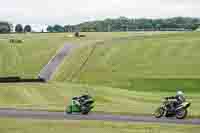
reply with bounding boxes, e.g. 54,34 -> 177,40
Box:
177,90 -> 184,96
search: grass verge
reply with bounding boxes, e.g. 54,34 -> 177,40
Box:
0,82 -> 199,118
0,118 -> 199,133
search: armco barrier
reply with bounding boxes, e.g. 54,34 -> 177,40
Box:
0,77 -> 21,82
0,77 -> 46,83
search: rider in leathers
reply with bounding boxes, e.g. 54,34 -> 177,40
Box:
165,91 -> 186,111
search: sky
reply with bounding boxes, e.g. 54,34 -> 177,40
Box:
0,0 -> 200,25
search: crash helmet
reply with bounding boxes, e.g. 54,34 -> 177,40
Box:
176,90 -> 184,96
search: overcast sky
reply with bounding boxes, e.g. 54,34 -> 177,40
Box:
0,0 -> 199,25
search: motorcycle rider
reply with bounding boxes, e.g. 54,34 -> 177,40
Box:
165,90 -> 186,111
72,96 -> 81,107
71,93 -> 90,107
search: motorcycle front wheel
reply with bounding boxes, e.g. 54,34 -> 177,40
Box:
176,109 -> 188,119
81,106 -> 90,115
154,107 -> 165,118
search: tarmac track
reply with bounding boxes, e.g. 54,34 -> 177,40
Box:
0,109 -> 200,125
38,43 -> 76,81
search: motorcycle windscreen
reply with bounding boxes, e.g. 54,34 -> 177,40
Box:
83,99 -> 94,105
180,102 -> 191,108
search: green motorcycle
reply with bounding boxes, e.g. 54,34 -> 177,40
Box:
66,94 -> 95,115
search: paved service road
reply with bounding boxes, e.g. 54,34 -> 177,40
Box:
0,109 -> 200,125
38,43 -> 76,81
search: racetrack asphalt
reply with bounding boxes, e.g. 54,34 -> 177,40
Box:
0,108 -> 199,125
38,43 -> 76,81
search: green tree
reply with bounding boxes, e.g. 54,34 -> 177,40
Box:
64,25 -> 70,32
190,24 -> 199,31
53,25 -> 64,32
24,25 -> 32,32
15,24 -> 23,32
0,22 -> 11,33
47,26 -> 54,32
63,17 -> 200,32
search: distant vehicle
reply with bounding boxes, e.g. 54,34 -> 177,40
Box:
9,39 -> 24,43
65,94 -> 94,115
154,98 -> 191,119
74,32 -> 86,37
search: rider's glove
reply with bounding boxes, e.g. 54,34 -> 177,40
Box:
165,97 -> 169,100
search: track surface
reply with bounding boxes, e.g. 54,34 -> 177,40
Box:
0,109 -> 200,125
38,43 -> 76,81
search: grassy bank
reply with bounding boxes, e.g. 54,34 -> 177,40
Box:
0,82 -> 199,117
0,118 -> 199,133
1,32 -> 200,118
0,33 -> 77,78
54,32 -> 200,90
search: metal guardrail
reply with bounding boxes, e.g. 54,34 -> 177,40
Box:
0,77 -> 45,83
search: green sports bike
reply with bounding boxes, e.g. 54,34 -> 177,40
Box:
65,94 -> 95,115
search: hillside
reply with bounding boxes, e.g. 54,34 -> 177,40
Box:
0,33 -> 73,78
54,32 -> 200,91
0,32 -> 200,117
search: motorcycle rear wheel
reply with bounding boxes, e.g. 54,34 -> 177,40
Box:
66,105 -> 72,114
154,107 -> 165,118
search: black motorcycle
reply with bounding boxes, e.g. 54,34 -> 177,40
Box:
154,98 -> 191,119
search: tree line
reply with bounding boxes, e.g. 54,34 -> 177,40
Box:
47,17 -> 200,32
1,17 -> 200,33
0,22 -> 32,33
66,17 -> 200,32
0,22 -> 12,33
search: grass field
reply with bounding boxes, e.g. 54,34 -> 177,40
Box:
0,82 -> 199,117
54,32 -> 200,90
0,32 -> 141,78
1,32 -> 200,117
0,118 -> 199,133
0,33 -> 77,78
